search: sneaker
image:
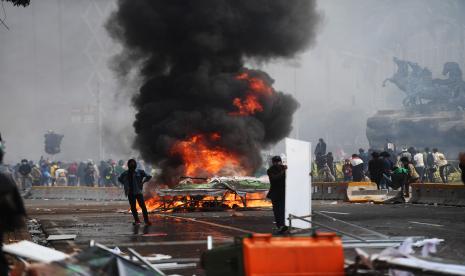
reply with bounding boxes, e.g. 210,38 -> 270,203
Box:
132,221 -> 141,226
278,226 -> 289,234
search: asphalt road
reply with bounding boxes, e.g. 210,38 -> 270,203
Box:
25,199 -> 465,275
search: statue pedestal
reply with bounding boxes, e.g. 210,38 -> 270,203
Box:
366,109 -> 465,155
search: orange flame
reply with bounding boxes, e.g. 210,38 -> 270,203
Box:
236,72 -> 273,96
231,72 -> 273,116
231,95 -> 264,116
171,133 -> 247,177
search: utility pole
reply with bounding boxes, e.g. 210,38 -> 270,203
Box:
96,80 -> 103,162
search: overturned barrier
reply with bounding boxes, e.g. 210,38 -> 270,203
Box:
313,182 -> 399,203
410,183 -> 465,206
28,186 -> 126,201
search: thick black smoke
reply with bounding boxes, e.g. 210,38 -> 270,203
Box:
107,0 -> 321,185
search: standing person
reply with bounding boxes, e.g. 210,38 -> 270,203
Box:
368,152 -> 384,190
413,149 -> 425,182
98,161 -> 108,187
350,154 -> 364,182
55,163 -> 68,186
115,160 -> 125,187
425,147 -> 436,183
40,162 -> 51,186
50,162 -> 59,186
0,146 -> 26,276
359,148 -> 369,173
342,159 -> 352,182
266,156 -> 287,234
84,161 -> 96,186
118,159 -> 152,225
400,157 -> 419,197
18,159 -> 32,190
67,162 -> 78,186
314,138 -> 327,158
109,160 -> 118,186
30,164 -> 42,186
459,152 -> 465,185
326,152 -> 335,177
77,162 -> 86,186
103,161 -> 116,187
380,151 -> 394,189
398,147 -> 412,163
433,148 -> 448,183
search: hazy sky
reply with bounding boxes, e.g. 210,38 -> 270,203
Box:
1,0 -> 464,163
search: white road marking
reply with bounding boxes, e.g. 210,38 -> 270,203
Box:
319,211 -> 350,215
409,221 -> 443,227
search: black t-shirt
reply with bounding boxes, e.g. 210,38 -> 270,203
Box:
0,172 -> 26,232
267,165 -> 286,201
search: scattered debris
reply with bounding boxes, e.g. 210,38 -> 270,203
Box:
46,234 -> 77,241
27,219 -> 47,245
319,211 -> 350,215
349,238 -> 465,276
142,233 -> 168,237
408,221 -> 443,227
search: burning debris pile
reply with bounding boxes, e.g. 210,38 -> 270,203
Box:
107,1 -> 321,185
141,177 -> 272,212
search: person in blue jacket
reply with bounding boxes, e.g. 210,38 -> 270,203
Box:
118,159 -> 152,225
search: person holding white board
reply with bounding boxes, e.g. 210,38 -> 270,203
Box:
267,156 -> 288,234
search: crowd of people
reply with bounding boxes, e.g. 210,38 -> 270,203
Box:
3,157 -> 153,190
314,138 -> 463,191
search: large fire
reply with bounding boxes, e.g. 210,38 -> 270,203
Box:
154,72 -> 275,213
139,191 -> 272,213
167,72 -> 274,180
230,72 -> 273,116
170,133 -> 248,177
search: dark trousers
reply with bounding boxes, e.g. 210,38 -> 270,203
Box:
0,232 -> 7,276
271,198 -> 285,228
427,167 -> 436,182
415,167 -> 425,182
128,193 -> 149,223
439,165 -> 448,183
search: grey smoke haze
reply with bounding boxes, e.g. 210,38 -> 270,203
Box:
1,0 -> 465,164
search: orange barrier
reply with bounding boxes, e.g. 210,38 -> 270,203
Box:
243,233 -> 344,276
346,182 -> 400,203
202,233 -> 345,275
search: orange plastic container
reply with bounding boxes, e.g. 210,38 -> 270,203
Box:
242,233 -> 344,276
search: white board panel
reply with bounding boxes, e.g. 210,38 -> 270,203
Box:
3,240 -> 69,263
285,138 -> 311,229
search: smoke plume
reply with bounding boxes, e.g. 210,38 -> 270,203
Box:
107,0 -> 321,185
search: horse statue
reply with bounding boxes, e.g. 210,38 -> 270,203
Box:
383,58 -> 465,108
